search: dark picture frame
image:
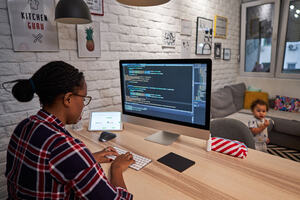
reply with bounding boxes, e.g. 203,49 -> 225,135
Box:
196,17 -> 213,55
223,48 -> 231,60
214,43 -> 221,59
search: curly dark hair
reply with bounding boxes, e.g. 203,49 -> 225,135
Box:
250,99 -> 269,111
4,61 -> 84,106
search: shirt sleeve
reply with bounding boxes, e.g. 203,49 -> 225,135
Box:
248,119 -> 257,129
48,134 -> 133,200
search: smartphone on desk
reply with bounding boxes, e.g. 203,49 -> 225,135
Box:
98,131 -> 116,142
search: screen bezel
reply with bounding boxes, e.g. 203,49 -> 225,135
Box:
119,59 -> 211,130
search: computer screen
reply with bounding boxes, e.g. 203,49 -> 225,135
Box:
120,59 -> 211,144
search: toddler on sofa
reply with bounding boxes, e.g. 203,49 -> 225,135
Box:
248,99 -> 270,152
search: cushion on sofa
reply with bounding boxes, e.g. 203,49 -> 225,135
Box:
274,95 -> 300,112
211,87 -> 237,118
247,86 -> 262,92
225,83 -> 246,110
244,91 -> 269,109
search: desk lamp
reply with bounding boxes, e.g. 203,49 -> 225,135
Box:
116,0 -> 171,6
55,0 -> 92,24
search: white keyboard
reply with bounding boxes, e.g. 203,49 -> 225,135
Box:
107,146 -> 152,171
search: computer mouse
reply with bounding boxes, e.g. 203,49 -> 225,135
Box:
99,131 -> 116,142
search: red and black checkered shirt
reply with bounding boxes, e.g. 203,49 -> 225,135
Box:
6,110 -> 133,200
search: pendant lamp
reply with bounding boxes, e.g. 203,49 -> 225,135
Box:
55,0 -> 92,24
116,0 -> 171,6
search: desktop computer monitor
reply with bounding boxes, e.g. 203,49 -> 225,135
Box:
119,59 -> 212,145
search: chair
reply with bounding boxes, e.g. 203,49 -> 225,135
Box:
210,118 -> 255,149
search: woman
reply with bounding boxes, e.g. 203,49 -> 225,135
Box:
4,61 -> 134,199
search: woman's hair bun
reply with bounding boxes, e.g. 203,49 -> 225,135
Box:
12,79 -> 34,102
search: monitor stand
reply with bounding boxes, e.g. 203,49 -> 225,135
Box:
144,131 -> 180,145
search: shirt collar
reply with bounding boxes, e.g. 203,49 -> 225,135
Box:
36,109 -> 65,129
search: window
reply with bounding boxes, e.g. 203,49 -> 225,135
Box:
287,63 -> 296,70
276,0 -> 300,78
240,0 -> 280,77
240,0 -> 300,79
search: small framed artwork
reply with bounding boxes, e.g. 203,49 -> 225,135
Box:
214,43 -> 221,59
162,31 -> 176,48
214,15 -> 228,39
83,0 -> 104,16
181,19 -> 192,36
196,17 -> 213,55
223,48 -> 231,60
77,21 -> 101,58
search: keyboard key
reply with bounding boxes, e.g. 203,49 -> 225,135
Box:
106,146 -> 151,171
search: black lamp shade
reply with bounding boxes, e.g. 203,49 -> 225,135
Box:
116,0 -> 171,6
55,0 -> 92,24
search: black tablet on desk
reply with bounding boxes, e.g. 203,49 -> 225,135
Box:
157,152 -> 195,172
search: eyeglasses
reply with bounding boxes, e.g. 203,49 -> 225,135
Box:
72,93 -> 92,106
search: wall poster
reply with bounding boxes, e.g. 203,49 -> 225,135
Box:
77,21 -> 101,58
196,17 -> 213,55
7,0 -> 59,51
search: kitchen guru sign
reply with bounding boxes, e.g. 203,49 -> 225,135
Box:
8,0 -> 59,51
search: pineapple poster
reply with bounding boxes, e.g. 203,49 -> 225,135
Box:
7,0 -> 59,51
77,21 -> 101,58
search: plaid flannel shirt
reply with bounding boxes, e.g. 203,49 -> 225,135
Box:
6,110 -> 133,200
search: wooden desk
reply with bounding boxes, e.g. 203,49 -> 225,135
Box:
69,123 -> 300,200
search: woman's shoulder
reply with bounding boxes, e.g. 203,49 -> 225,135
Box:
25,114 -> 76,149
13,117 -> 31,137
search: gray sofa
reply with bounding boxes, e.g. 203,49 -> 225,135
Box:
210,83 -> 300,151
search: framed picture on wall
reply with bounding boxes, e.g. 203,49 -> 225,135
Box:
7,0 -> 59,51
214,15 -> 228,39
162,31 -> 176,48
223,48 -> 231,60
181,19 -> 192,36
83,0 -> 104,16
77,21 -> 101,57
196,17 -> 213,55
214,43 -> 222,59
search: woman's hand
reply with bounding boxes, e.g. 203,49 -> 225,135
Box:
110,152 -> 135,189
111,152 -> 135,172
93,146 -> 119,163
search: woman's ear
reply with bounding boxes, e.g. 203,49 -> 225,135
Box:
63,92 -> 73,107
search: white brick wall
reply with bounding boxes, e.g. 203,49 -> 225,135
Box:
0,0 -> 241,198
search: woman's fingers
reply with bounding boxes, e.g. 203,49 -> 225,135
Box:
104,146 -> 118,154
102,146 -> 119,156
